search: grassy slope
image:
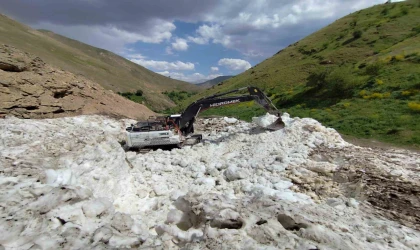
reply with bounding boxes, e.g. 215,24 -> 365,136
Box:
179,1 -> 420,147
0,14 -> 201,111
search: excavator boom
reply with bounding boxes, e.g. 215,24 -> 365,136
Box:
178,86 -> 284,136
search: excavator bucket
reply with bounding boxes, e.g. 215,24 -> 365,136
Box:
266,116 -> 285,130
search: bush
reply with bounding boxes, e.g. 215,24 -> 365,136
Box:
364,62 -> 383,76
326,67 -> 363,97
394,54 -> 405,61
412,26 -> 420,35
353,30 -> 363,39
381,8 -> 389,16
135,89 -> 143,96
408,102 -> 420,112
306,69 -> 329,89
400,7 -> 409,16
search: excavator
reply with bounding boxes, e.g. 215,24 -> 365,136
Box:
125,86 -> 284,149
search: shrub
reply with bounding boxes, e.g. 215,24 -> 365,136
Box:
400,7 -> 409,16
394,54 -> 405,61
363,92 -> 391,99
364,62 -> 383,76
325,67 -> 363,97
376,79 -> 384,85
408,102 -> 420,112
135,89 -> 143,96
383,56 -> 393,63
412,26 -> 420,35
402,91 -> 412,96
353,30 -> 363,39
381,8 -> 389,16
370,93 -> 384,99
350,19 -> 357,28
306,69 -> 329,89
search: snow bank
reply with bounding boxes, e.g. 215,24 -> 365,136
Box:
252,113 -> 279,127
1,114 -> 419,249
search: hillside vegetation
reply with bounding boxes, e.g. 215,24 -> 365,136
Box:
0,14 -> 201,111
180,1 -> 420,147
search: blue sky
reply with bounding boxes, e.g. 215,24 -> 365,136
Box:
0,0 -> 397,83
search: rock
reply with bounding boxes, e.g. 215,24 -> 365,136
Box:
320,60 -> 334,65
0,45 -> 155,119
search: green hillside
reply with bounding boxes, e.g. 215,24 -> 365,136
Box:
177,1 -> 420,147
0,14 -> 201,111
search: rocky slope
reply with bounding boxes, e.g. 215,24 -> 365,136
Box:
0,14 -> 201,111
0,113 -> 419,249
0,45 -> 155,119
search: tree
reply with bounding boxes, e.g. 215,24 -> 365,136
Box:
353,30 -> 363,39
135,89 -> 143,96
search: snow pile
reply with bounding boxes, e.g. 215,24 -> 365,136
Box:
252,112 -> 279,127
1,113 -> 419,249
223,117 -> 237,124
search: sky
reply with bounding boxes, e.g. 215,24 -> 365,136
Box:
0,0 -> 396,83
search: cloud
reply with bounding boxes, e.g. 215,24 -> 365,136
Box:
188,24 -> 231,47
165,46 -> 173,55
157,71 -> 222,83
0,0 -> 387,58
211,67 -> 219,72
128,53 -> 147,60
218,58 -> 251,71
187,36 -> 208,45
32,20 -> 175,53
171,38 -> 188,51
130,59 -> 195,71
187,0 -> 386,57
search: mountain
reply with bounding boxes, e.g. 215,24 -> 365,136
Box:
0,14 -> 201,111
181,0 -> 420,147
197,76 -> 233,88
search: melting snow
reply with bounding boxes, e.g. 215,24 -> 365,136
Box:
0,113 -> 419,249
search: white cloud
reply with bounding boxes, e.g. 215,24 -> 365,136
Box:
130,59 -> 194,71
165,46 -> 173,55
171,38 -> 189,51
187,0 -> 386,57
33,20 -> 175,54
218,58 -> 251,71
8,0 -> 387,59
187,36 -> 208,45
157,71 -> 222,83
189,24 -> 231,47
211,67 -> 219,72
128,53 -> 147,60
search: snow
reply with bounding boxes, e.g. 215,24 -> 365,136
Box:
252,112 -> 279,127
0,113 -> 419,249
